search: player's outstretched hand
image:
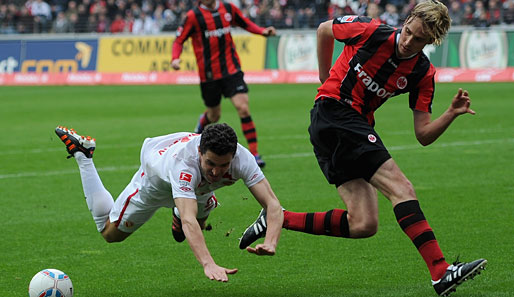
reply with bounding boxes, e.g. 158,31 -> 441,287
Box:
450,88 -> 476,116
263,26 -> 276,37
171,59 -> 181,70
246,243 -> 276,256
203,263 -> 238,282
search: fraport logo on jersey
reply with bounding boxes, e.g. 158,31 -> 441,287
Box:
354,63 -> 395,99
368,134 -> 377,143
204,26 -> 231,38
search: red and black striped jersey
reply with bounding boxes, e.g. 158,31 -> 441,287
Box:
316,16 -> 435,126
172,1 -> 266,82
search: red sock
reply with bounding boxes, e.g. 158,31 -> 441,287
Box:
241,116 -> 258,155
394,200 -> 449,280
199,112 -> 210,128
283,209 -> 350,237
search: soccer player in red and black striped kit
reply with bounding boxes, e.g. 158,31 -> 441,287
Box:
239,1 -> 486,295
171,0 -> 275,168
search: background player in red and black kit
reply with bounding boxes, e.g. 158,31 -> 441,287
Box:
171,0 -> 275,168
239,1 -> 486,295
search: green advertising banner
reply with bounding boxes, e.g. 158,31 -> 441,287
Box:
265,29 -> 514,70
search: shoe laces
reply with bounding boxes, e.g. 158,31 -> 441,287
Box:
452,255 -> 462,266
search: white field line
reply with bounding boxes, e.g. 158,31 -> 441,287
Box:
0,165 -> 140,179
0,138 -> 512,180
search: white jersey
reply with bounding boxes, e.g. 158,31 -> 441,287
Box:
138,132 -> 265,208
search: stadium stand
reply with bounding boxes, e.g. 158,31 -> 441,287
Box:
1,0 -> 513,34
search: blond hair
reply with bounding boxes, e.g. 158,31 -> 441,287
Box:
405,0 -> 451,46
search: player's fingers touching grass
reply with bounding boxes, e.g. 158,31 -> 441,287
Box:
246,244 -> 276,255
204,265 -> 238,282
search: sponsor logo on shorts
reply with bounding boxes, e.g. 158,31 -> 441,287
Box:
124,221 -> 134,228
343,98 -> 353,105
368,134 -> 377,143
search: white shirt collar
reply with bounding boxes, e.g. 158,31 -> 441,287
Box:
200,1 -> 219,11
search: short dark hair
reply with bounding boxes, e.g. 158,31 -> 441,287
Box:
199,123 -> 238,156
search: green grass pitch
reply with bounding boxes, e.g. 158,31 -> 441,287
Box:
1,82 -> 513,296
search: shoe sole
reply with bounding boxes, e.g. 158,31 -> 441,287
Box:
439,259 -> 487,296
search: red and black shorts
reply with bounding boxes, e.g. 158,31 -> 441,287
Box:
200,71 -> 249,107
308,98 -> 391,187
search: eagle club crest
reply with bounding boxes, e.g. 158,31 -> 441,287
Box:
397,76 -> 408,89
224,12 -> 232,22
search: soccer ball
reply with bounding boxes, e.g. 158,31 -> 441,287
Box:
28,269 -> 73,297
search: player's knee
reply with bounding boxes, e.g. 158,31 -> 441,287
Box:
102,233 -> 125,243
101,223 -> 130,243
236,105 -> 250,117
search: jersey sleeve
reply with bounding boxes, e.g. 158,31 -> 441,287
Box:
172,12 -> 195,59
169,162 -> 200,199
332,15 -> 379,45
234,145 -> 265,188
409,64 -> 436,113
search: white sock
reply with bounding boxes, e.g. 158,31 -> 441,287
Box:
74,152 -> 114,232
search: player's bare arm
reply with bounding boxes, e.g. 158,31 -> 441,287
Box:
413,88 -> 475,146
246,178 -> 283,255
175,197 -> 238,281
317,20 -> 335,83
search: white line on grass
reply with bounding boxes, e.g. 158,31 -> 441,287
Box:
1,143 -> 142,156
0,165 -> 140,180
1,138 -> 512,180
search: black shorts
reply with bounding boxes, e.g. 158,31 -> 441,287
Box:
200,71 -> 249,107
308,98 -> 391,187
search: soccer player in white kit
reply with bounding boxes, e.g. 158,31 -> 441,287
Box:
55,123 -> 283,282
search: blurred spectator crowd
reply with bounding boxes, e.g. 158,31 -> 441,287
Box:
1,0 -> 514,34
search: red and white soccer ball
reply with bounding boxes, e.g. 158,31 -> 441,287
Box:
28,269 -> 73,297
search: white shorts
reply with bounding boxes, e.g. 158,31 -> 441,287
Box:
109,167 -> 218,233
